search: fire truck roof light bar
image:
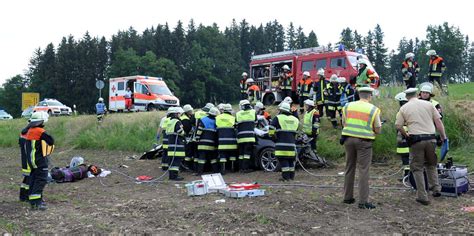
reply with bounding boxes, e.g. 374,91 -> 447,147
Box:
251,46 -> 329,61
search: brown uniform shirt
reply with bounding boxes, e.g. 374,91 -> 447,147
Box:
395,98 -> 441,135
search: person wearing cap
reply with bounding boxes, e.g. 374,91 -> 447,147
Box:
302,99 -> 320,154
396,87 -> 447,205
240,72 -> 249,99
166,107 -> 186,180
401,52 -> 420,89
246,78 -> 261,105
426,49 -> 446,89
181,104 -> 196,170
394,92 -> 410,179
298,71 -> 313,114
325,74 -> 343,129
195,107 -> 220,175
419,83 -> 443,119
279,65 -> 293,101
341,87 -> 381,209
312,68 -> 328,118
157,107 -> 174,171
95,97 -> 107,122
19,111 -> 55,210
216,104 -> 238,174
269,102 -> 299,181
236,100 -> 257,172
355,59 -> 378,88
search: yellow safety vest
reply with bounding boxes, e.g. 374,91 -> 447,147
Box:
303,109 -> 319,135
341,101 -> 379,140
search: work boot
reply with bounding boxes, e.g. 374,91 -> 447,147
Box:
211,163 -> 219,173
343,198 -> 355,204
289,171 -> 295,180
358,202 -> 376,209
220,163 -> 226,175
195,164 -> 204,176
170,176 -> 184,181
331,121 -> 338,129
432,192 -> 442,198
416,199 -> 431,205
31,202 -> 47,211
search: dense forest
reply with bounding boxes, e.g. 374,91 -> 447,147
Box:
1,19 -> 473,117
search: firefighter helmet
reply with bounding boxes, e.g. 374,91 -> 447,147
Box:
217,103 -> 225,111
405,52 -> 415,60
304,99 -> 315,107
279,102 -> 291,113
208,107 -> 219,116
246,78 -> 255,84
303,71 -> 310,77
337,77 -> 347,83
394,92 -> 407,102
420,85 -> 433,94
282,65 -> 291,71
255,102 -> 264,110
29,111 -> 49,123
175,107 -> 184,114
183,104 -> 193,113
283,96 -> 293,104
239,99 -> 250,107
242,72 -> 248,77
426,49 -> 437,56
203,103 -> 214,112
317,68 -> 325,76
223,104 -> 233,113
98,97 -> 104,102
357,58 -> 368,65
330,74 -> 338,82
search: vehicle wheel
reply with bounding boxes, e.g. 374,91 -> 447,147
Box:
257,147 -> 279,172
263,94 -> 275,106
146,104 -> 155,111
47,110 -> 52,116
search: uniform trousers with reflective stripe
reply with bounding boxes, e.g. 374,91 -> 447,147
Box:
238,143 -> 253,171
20,175 -> 30,201
317,104 -> 326,118
343,137 -> 373,204
218,150 -> 237,173
161,146 -> 169,170
197,150 -> 218,173
168,155 -> 183,179
279,158 -> 295,180
299,96 -> 309,112
29,167 -> 48,205
409,140 -> 441,201
404,78 -> 416,89
428,76 -> 442,88
327,105 -> 342,127
184,141 -> 196,169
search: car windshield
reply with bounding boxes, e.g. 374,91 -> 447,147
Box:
47,101 -> 64,106
148,84 -> 172,95
0,111 -> 8,116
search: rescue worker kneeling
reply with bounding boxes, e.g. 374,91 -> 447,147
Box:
216,104 -> 238,174
195,107 -> 220,175
303,99 -> 320,154
19,112 -> 55,210
166,107 -> 186,180
269,102 -> 299,181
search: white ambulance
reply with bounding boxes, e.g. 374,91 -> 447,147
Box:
109,75 -> 179,111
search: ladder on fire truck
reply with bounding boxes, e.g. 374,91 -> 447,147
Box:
250,46 -> 329,61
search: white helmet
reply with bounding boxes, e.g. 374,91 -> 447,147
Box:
394,92 -> 407,102
337,77 -> 347,83
29,111 -> 49,123
246,78 -> 255,84
420,85 -> 433,94
217,103 -> 225,111
166,107 -> 175,114
282,65 -> 291,71
330,74 -> 338,82
98,97 -> 104,102
239,99 -> 250,107
203,103 -> 214,111
405,52 -> 415,60
357,58 -> 368,65
426,49 -> 437,56
223,104 -> 233,113
208,107 -> 220,116
304,99 -> 315,107
317,68 -> 325,76
279,102 -> 291,113
255,102 -> 264,110
175,107 -> 185,114
242,72 -> 248,77
183,104 -> 193,113
283,96 -> 293,104
303,71 -> 310,77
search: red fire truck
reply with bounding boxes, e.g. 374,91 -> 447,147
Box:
249,46 -> 379,105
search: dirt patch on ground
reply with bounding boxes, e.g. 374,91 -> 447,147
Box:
1,147 -> 473,234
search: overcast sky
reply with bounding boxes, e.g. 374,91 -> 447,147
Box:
1,0 -> 472,85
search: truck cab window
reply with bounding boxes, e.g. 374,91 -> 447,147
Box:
330,57 -> 346,68
301,61 -> 314,72
316,59 -> 327,70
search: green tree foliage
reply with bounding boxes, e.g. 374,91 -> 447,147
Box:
306,31 -> 319,47
373,24 -> 388,81
339,27 -> 355,50
0,75 -> 28,117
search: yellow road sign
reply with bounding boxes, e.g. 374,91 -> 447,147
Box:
22,92 -> 40,110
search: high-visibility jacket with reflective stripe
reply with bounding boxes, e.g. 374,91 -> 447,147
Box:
396,123 -> 409,154
325,82 -> 342,106
356,67 -> 377,87
428,56 -> 446,77
21,127 -> 55,169
19,134 -> 31,175
270,114 -> 299,158
216,113 -> 237,150
196,116 -> 217,150
166,118 -> 186,157
280,75 -> 293,90
313,78 -> 327,103
401,60 -> 420,80
341,101 -> 380,140
303,109 -> 320,135
180,113 -> 195,136
240,79 -> 248,93
298,79 -> 312,97
160,117 -> 171,148
247,85 -> 261,104
236,109 -> 256,143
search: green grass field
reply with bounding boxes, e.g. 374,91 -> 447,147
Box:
1,83 -> 473,167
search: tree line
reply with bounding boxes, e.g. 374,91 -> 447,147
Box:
1,20 -> 473,117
